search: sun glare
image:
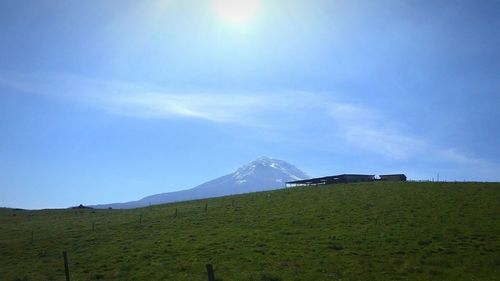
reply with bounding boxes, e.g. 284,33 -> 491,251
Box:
213,0 -> 262,25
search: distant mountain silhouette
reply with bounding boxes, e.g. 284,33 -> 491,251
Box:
91,156 -> 309,209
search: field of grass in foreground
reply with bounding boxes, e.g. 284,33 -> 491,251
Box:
1,181 -> 499,281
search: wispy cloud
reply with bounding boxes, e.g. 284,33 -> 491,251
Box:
325,103 -> 426,160
1,71 -> 497,176
103,92 -> 272,124
324,100 -> 500,178
0,72 -> 277,125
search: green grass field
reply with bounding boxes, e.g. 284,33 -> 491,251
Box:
1,181 -> 499,281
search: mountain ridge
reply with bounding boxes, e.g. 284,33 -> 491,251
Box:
91,156 -> 308,209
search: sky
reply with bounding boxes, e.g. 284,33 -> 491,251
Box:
1,0 -> 499,209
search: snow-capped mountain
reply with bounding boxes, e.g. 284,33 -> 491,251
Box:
92,156 -> 309,209
232,156 -> 309,185
190,156 -> 309,195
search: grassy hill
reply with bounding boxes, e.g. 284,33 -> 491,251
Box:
1,181 -> 499,281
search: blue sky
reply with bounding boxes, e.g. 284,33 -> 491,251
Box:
1,0 -> 499,209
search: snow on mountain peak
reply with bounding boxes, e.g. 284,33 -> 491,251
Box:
232,156 -> 309,183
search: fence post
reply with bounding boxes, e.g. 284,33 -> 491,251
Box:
205,203 -> 208,212
63,251 -> 71,281
206,264 -> 215,281
174,208 -> 178,218
31,230 -> 34,244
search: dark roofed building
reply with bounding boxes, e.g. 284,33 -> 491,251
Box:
286,174 -> 375,187
379,174 -> 407,181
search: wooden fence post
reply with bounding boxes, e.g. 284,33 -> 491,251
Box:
174,208 -> 178,218
205,203 -> 208,212
63,251 -> 71,281
206,264 -> 215,281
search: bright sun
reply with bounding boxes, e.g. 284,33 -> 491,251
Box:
213,0 -> 262,25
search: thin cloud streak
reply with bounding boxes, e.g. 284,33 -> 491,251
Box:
1,71 -> 496,174
326,103 -> 426,160
104,92 -> 271,124
0,72 -> 275,125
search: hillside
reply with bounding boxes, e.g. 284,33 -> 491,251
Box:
1,181 -> 500,280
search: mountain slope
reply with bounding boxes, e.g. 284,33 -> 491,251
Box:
92,156 -> 308,209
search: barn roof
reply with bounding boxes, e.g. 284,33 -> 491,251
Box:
287,174 -> 375,184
